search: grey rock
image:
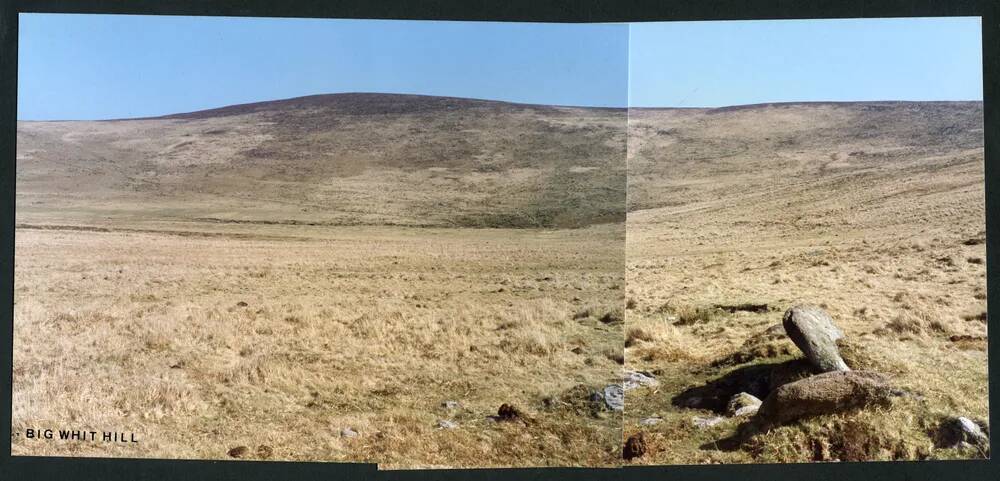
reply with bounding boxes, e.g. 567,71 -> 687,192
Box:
783,305 -> 850,372
603,384 -> 624,412
624,370 -> 660,391
437,419 -> 459,429
726,392 -> 762,417
692,416 -> 725,429
639,417 -> 663,426
754,371 -> 894,429
936,416 -> 989,449
340,427 -> 359,438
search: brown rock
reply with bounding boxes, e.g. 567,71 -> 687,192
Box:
227,445 -> 250,458
497,403 -> 521,421
755,371 -> 894,428
623,433 -> 647,460
256,445 -> 274,459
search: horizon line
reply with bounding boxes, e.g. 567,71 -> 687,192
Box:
15,91 -> 986,122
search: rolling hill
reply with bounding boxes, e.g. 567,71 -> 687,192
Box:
625,100 -> 987,465
16,93 -> 627,229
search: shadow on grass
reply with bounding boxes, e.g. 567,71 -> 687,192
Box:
670,359 -> 812,413
668,359 -> 816,453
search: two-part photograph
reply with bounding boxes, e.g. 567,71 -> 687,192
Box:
0,1 -> 997,481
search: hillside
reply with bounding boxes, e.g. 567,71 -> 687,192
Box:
628,101 -> 984,220
625,101 -> 987,464
16,93 -> 627,229
13,92 -> 628,467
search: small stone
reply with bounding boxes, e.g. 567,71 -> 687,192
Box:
340,427 -> 359,438
726,392 -> 762,417
437,419 -> 459,429
603,384 -> 624,412
227,445 -> 249,458
624,370 -> 659,391
639,417 -> 663,426
236,301 -> 248,307
783,305 -> 850,372
936,416 -> 989,449
692,416 -> 725,429
256,445 -> 273,459
497,403 -> 521,421
623,433 -> 647,460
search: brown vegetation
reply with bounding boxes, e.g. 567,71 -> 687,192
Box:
625,101 -> 988,464
13,93 -> 626,468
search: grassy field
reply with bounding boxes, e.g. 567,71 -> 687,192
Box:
624,102 -> 988,464
13,95 -> 990,467
12,93 -> 627,468
13,222 -> 624,468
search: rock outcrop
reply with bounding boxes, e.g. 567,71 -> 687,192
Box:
783,305 -> 850,372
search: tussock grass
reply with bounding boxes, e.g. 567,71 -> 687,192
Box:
13,223 -> 624,468
625,102 -> 988,465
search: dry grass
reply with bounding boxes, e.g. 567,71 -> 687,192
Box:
13,93 -> 628,468
625,102 -> 988,464
14,96 -> 990,467
12,223 -> 624,468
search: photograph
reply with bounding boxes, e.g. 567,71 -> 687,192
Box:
10,10 -> 994,472
623,17 -> 988,464
12,14 -> 627,468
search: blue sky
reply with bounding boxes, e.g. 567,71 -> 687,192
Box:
630,17 -> 983,107
18,15 -> 983,119
17,14 -> 628,120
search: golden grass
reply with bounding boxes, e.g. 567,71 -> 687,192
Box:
12,222 -> 624,468
624,103 -> 988,465
12,100 -> 990,467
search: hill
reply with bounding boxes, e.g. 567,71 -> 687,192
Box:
16,93 -> 627,229
625,101 -> 987,465
628,101 -> 984,218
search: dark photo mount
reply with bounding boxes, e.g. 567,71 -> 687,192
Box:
1,1 -> 998,481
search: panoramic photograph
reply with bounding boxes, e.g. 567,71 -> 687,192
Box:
623,17 -> 989,464
11,13 -> 990,469
13,14 -> 628,468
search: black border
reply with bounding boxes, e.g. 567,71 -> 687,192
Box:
2,1 -> 997,480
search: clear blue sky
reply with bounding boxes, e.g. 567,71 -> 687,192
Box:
17,14 -> 628,120
630,17 -> 983,108
18,15 -> 984,119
